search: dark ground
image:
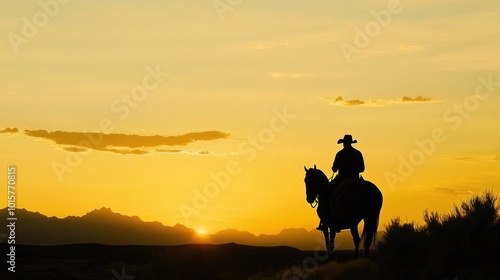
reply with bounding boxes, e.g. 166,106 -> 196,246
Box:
0,243 -> 360,280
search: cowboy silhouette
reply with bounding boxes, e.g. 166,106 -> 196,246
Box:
331,134 -> 365,184
317,134 -> 365,231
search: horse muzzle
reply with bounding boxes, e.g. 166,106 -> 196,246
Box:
306,195 -> 316,204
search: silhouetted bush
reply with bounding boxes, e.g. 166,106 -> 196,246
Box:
377,219 -> 427,279
378,191 -> 500,280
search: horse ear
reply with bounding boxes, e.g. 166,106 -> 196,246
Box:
304,166 -> 307,172
314,164 -> 317,169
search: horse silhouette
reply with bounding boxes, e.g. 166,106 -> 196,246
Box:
304,165 -> 383,259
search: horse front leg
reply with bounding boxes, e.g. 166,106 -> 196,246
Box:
322,229 -> 335,260
350,226 -> 360,259
327,228 -> 336,260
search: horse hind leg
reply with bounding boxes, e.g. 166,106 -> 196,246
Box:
364,235 -> 371,257
350,226 -> 360,259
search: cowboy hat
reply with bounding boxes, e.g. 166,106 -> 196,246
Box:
337,134 -> 357,144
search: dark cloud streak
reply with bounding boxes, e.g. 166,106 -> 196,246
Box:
320,96 -> 438,107
402,96 -> 432,102
0,127 -> 19,133
2,128 -> 229,155
24,130 -> 229,148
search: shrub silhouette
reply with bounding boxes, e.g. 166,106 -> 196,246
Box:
377,219 -> 427,279
378,191 -> 500,280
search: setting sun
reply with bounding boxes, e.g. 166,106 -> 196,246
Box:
196,229 -> 208,235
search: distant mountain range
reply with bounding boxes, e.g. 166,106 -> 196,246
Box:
0,207 -> 358,250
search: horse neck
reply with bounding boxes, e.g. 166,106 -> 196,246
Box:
315,175 -> 329,196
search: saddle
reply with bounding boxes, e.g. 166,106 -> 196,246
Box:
328,177 -> 362,222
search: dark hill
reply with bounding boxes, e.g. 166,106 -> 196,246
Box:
0,243 -> 319,280
0,207 -> 359,250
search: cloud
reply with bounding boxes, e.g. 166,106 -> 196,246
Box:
0,127 -> 19,134
63,147 -> 88,153
399,44 -> 424,52
156,149 -> 183,153
248,42 -> 289,50
23,129 -> 229,147
345,99 -> 365,106
319,96 -> 438,107
270,72 -> 314,78
402,96 -> 433,102
270,72 -> 286,78
433,186 -> 473,197
156,149 -> 215,156
434,155 -> 500,164
248,44 -> 272,50
453,156 -> 477,162
452,155 -> 500,163
1,128 -> 229,155
102,147 -> 149,155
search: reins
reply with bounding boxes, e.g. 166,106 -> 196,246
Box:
307,170 -> 332,209
329,171 -> 336,182
310,197 -> 319,208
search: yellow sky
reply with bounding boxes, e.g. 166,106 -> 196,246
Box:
1,0 -> 500,235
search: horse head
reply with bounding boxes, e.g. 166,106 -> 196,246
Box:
303,164 -> 329,204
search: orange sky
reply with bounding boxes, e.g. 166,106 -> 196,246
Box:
1,0 -> 500,235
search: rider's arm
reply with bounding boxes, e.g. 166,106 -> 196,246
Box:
332,154 -> 339,173
358,152 -> 365,173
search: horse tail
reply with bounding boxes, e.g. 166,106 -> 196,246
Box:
361,216 -> 379,249
361,182 -> 383,249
